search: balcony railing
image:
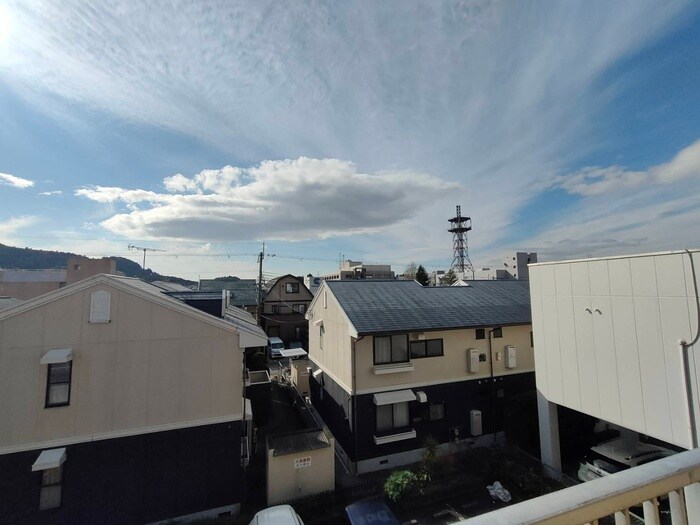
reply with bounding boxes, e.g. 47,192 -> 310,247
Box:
458,448 -> 700,525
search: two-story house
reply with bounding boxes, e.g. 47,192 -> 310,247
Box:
262,274 -> 313,346
305,279 -> 535,473
0,274 -> 266,524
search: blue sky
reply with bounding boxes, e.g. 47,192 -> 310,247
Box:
1,1 -> 699,280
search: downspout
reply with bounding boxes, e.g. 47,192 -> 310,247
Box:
352,336 -> 363,474
488,329 -> 496,445
681,249 -> 700,448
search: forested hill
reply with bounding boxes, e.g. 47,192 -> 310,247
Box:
0,244 -> 196,286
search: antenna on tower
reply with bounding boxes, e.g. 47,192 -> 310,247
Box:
448,205 -> 475,279
128,244 -> 165,279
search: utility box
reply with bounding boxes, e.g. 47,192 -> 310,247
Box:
470,409 -> 482,436
505,345 -> 517,369
468,348 -> 480,373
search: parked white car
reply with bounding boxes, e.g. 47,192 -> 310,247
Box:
577,438 -> 675,482
248,504 -> 304,525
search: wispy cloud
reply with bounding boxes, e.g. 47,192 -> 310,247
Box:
76,157 -> 457,242
521,138 -> 700,260
0,172 -> 34,189
38,190 -> 62,196
1,1 -> 695,261
0,215 -> 38,243
555,139 -> 700,196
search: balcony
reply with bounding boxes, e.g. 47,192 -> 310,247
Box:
457,447 -> 700,525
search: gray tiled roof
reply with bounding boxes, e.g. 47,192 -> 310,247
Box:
325,280 -> 531,334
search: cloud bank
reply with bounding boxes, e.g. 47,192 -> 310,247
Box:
76,158 -> 458,242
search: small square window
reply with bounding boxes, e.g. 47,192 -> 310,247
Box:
271,304 -> 280,314
296,304 -> 306,314
493,327 -> 503,338
426,339 -> 443,357
429,402 -> 445,421
475,328 -> 485,340
286,282 -> 300,294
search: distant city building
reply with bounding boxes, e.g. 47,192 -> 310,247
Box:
322,260 -> 395,281
0,257 -> 120,299
470,252 -> 538,281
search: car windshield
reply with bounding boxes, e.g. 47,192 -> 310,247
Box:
272,342 -> 284,349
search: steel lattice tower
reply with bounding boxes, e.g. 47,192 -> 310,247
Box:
448,205 -> 475,278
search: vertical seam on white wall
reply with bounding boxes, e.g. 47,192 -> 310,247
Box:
653,256 -> 674,441
628,258 -> 646,431
606,260 -> 623,424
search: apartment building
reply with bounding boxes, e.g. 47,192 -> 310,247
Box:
305,279 -> 535,473
322,260 -> 395,281
0,274 -> 266,524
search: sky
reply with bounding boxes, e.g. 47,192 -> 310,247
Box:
1,1 -> 700,281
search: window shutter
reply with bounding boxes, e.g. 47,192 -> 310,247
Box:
90,290 -> 111,323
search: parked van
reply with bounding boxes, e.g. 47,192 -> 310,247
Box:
268,337 -> 285,359
248,505 -> 304,525
577,438 -> 675,482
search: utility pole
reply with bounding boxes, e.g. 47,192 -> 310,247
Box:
128,244 -> 165,280
256,243 -> 265,324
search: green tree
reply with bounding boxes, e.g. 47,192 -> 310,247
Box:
443,268 -> 457,285
415,265 -> 430,286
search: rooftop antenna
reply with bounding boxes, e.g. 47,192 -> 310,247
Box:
128,244 -> 165,279
448,205 -> 475,279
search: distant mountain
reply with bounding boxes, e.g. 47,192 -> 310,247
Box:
0,243 -> 196,286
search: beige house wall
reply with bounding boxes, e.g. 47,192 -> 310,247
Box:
267,438 -> 335,505
0,281 -> 242,454
0,281 -> 63,300
307,288 -> 353,392
66,257 -> 118,284
354,325 -> 534,393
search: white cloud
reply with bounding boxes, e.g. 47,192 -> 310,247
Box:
556,139 -> 700,196
518,139 -> 700,261
76,157 -> 458,242
0,1 -> 695,263
38,190 -> 63,196
0,215 -> 38,243
0,172 -> 34,189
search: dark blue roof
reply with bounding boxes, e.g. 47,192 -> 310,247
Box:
325,280 -> 531,334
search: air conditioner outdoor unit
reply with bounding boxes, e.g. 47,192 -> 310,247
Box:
505,345 -> 516,369
470,409 -> 482,436
468,348 -> 479,373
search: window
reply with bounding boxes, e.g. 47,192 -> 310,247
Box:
296,304 -> 306,314
410,339 -> 444,358
45,362 -> 72,408
319,325 -> 325,350
89,290 -> 111,323
271,304 -> 280,314
492,327 -> 503,338
376,402 -> 409,433
323,291 -> 327,309
286,282 -> 299,293
530,331 -> 534,348
373,335 -> 409,365
428,402 -> 445,421
475,328 -> 485,340
40,466 -> 63,510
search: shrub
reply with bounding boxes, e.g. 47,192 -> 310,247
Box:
384,470 -> 416,502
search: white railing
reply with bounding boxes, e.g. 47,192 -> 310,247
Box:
459,448 -> 700,525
